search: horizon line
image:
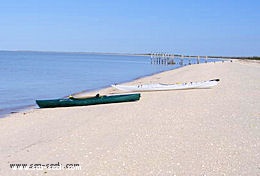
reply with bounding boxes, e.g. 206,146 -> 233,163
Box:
0,49 -> 259,58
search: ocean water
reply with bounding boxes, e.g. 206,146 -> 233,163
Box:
0,51 -> 220,117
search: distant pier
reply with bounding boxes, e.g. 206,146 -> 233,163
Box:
150,53 -> 175,65
150,53 -> 226,65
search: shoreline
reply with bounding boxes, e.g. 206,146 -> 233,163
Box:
0,64 -> 182,119
73,65 -> 184,98
0,59 -> 239,118
0,60 -> 259,175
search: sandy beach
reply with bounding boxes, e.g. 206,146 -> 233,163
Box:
0,60 -> 259,175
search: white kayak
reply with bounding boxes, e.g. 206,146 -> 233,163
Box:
112,79 -> 220,92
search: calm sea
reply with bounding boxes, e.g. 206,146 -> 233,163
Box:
0,51 -> 220,117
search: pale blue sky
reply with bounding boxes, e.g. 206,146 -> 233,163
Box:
0,0 -> 259,56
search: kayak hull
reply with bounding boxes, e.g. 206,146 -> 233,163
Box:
112,79 -> 220,92
36,93 -> 141,108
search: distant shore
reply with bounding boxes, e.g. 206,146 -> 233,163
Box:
1,50 -> 259,60
0,50 -> 148,57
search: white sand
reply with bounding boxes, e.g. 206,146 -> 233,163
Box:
0,61 -> 259,175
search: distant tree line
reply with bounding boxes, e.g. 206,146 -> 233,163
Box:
231,56 -> 260,60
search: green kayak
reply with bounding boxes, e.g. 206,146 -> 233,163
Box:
36,93 -> 141,108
